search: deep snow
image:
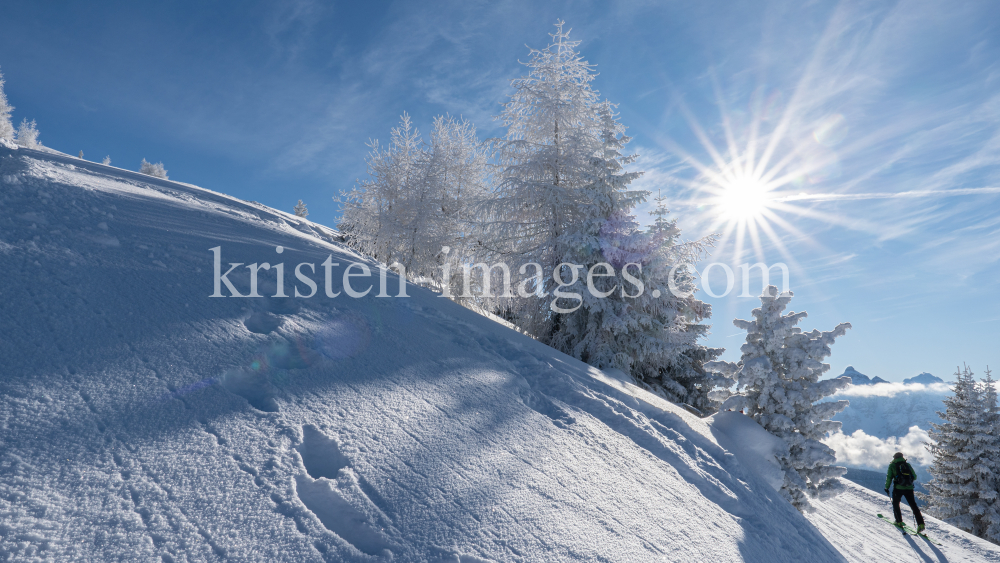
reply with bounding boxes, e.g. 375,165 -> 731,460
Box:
1,146 -> 998,562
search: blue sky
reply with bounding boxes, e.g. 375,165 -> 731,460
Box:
2,0 -> 998,381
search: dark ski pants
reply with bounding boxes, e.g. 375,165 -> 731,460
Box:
892,488 -> 925,526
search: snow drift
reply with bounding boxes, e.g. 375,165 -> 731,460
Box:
1,145 -> 998,562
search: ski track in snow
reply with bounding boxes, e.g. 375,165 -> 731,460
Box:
1,146 -> 998,561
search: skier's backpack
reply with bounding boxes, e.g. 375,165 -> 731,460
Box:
894,461 -> 915,488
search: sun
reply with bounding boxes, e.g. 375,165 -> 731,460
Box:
716,177 -> 771,221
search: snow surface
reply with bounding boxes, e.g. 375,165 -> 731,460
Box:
710,411 -> 787,493
2,145 -> 998,561
806,481 -> 1000,562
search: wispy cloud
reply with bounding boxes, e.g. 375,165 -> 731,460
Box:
774,187 -> 1000,203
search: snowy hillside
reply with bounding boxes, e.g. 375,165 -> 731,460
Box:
2,145 -> 997,562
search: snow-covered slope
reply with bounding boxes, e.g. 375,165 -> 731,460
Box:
1,146 -> 997,562
806,481 -> 1000,562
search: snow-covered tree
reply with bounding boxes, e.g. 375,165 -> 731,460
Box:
294,200 -> 309,218
924,365 -> 1000,543
717,287 -> 852,511
924,366 -> 979,529
140,158 -> 168,179
14,118 -> 40,148
970,366 -> 1000,544
340,113 -> 488,290
477,21 -> 606,341
0,67 -> 14,141
340,113 -> 422,266
102,156 -> 111,165
637,192 -> 723,412
549,199 -> 722,411
476,22 -> 719,405
419,114 -> 491,295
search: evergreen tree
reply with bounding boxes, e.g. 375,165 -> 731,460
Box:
14,118 -> 40,148
639,192 -> 723,411
924,366 -> 979,529
718,286 -> 852,511
139,159 -> 168,179
0,67 -> 13,141
924,365 -> 1000,543
294,199 -> 309,218
970,366 -> 1000,543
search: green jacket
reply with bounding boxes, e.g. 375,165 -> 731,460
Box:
885,457 -> 917,490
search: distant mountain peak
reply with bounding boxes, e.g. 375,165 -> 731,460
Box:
903,372 -> 944,385
840,366 -> 889,385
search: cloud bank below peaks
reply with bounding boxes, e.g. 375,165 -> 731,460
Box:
831,381 -> 952,398
824,426 -> 934,470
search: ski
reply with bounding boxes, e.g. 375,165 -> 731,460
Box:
876,514 -> 942,545
899,522 -> 942,545
876,514 -> 907,534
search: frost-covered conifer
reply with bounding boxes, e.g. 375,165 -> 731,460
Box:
924,365 -> 1000,543
551,200 -> 721,410
478,23 -> 719,405
340,113 -> 422,266
478,21 -> 605,341
14,118 -> 40,148
294,200 -> 308,218
139,158 -> 168,179
340,113 -> 488,290
924,366 -> 977,526
718,287 -> 852,511
970,367 -> 1000,543
0,67 -> 14,141
420,115 -> 490,295
102,156 -> 111,165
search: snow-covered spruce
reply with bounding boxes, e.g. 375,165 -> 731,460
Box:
923,365 -> 1000,543
0,66 -> 14,141
294,199 -> 308,218
713,286 -> 852,511
14,118 -> 41,149
139,158 -> 168,179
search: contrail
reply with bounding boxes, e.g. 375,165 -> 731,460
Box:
773,187 -> 1000,203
